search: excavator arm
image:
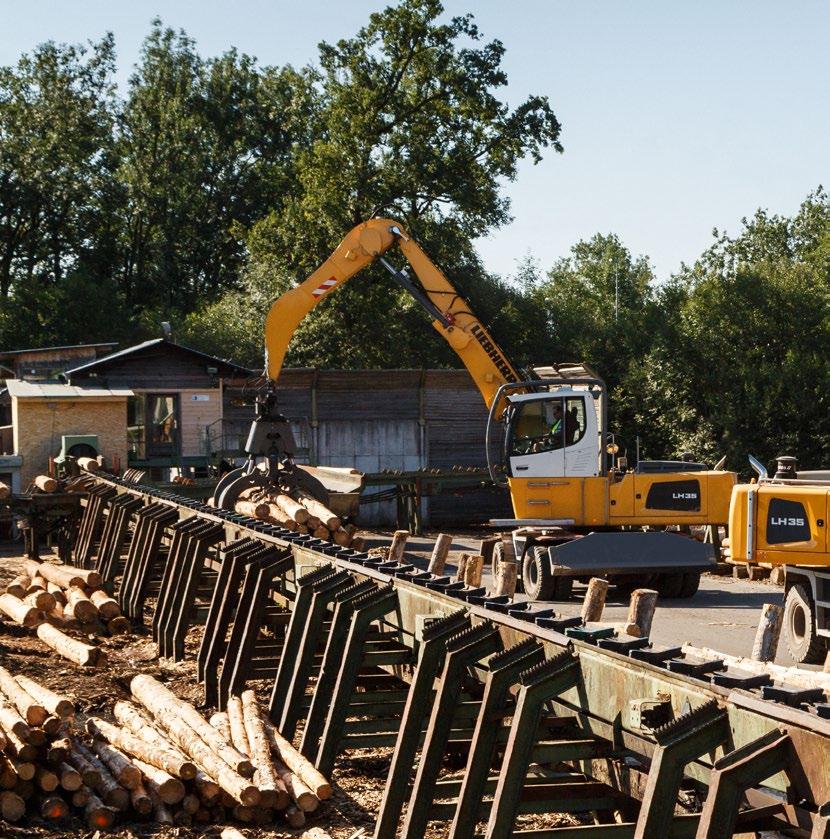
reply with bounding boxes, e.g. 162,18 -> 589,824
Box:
264,218 -> 522,413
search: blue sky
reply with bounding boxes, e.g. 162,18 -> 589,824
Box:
1,1 -> 827,281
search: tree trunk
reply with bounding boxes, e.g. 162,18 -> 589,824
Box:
0,790 -> 25,822
23,559 -> 101,589
129,677 -> 258,805
58,762 -> 82,791
751,603 -> 784,662
34,475 -> 57,493
275,494 -> 309,524
241,689 -> 288,810
90,590 -> 121,620
66,586 -> 98,623
36,623 -> 103,666
262,719 -> 332,800
6,575 -> 29,598
0,593 -> 42,627
87,716 -> 196,780
131,780 -> 153,815
23,590 -> 56,613
0,666 -> 48,726
132,758 -> 185,805
84,790 -> 115,829
624,589 -> 658,638
274,757 -> 318,812
581,578 -> 610,623
463,554 -> 484,587
209,711 -> 232,744
129,676 -> 253,776
493,560 -> 518,597
90,738 -> 142,790
226,695 -> 251,756
388,530 -> 409,564
73,740 -> 129,811
297,494 -> 341,530
427,533 -> 452,575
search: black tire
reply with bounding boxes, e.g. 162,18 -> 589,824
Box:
613,576 -> 639,598
522,545 -> 572,602
677,571 -> 701,599
654,572 -> 684,599
783,583 -> 826,664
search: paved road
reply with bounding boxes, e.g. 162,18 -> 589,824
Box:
362,532 -> 800,668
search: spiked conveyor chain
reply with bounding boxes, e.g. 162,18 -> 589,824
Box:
349,586 -> 387,609
421,608 -> 470,641
652,697 -> 724,743
446,620 -> 497,652
61,471 -> 830,839
339,579 -> 377,602
297,564 -> 341,586
519,649 -> 577,686
488,637 -> 542,670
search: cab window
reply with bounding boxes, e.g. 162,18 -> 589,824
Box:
565,397 -> 587,446
510,399 -> 565,455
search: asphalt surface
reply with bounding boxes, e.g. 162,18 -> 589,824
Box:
362,531 -> 800,668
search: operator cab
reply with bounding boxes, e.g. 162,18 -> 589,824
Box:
505,389 -> 600,478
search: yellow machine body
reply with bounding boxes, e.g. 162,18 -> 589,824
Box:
509,469 -> 735,527
263,218 -> 737,531
726,482 -> 830,566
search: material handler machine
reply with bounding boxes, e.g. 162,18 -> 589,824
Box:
726,455 -> 830,663
221,219 -> 737,600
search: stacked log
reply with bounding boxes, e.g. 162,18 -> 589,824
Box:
0,666 -> 330,830
232,488 -> 355,546
122,677 -> 330,827
0,672 -> 85,825
3,559 -> 132,639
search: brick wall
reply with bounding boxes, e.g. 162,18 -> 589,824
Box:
12,397 -> 128,486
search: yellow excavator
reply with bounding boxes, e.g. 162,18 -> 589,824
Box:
217,219 -> 737,600
725,455 -> 830,663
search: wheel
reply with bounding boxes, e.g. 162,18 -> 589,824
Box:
783,583 -> 826,664
654,572 -> 685,599
522,545 -> 572,602
613,576 -> 639,598
677,571 -> 701,598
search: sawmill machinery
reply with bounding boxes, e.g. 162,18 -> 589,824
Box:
725,454 -> 830,663
223,218 -> 737,601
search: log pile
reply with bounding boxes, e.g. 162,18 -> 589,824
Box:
0,669 -> 97,825
123,676 -> 329,828
232,488 -> 357,546
0,668 -> 333,830
2,559 -> 131,641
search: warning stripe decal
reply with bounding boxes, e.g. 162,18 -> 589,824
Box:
311,278 -> 338,297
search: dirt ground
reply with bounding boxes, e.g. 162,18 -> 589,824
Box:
0,545 -> 585,838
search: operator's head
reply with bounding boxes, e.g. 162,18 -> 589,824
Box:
553,403 -> 562,415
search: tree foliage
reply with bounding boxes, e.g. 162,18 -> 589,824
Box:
0,2 -> 828,472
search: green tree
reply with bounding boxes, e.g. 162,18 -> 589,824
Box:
0,36 -> 118,345
639,188 -> 830,470
187,0 -> 562,370
531,233 -> 659,456
115,21 -> 309,330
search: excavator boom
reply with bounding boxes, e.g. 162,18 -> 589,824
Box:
264,218 -> 521,412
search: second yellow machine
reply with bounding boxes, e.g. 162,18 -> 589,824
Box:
221,219 -> 737,600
